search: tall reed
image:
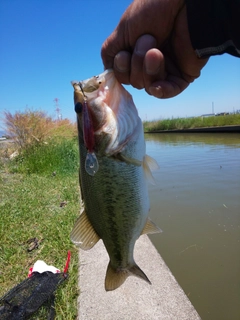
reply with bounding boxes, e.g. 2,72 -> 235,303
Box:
143,114 -> 240,132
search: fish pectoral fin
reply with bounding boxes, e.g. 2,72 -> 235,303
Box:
141,218 -> 163,235
114,153 -> 142,166
145,154 -> 159,171
143,155 -> 159,185
70,210 -> 100,250
105,262 -> 151,291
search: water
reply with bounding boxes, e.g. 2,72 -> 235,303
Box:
0,130 -> 5,137
145,133 -> 240,320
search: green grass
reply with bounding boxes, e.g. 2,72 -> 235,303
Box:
143,114 -> 240,132
0,139 -> 80,319
8,137 -> 79,175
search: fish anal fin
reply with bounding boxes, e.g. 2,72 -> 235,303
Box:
105,262 -> 151,291
143,155 -> 159,185
141,218 -> 163,235
70,210 -> 100,250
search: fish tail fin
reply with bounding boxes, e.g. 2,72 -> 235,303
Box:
129,264 -> 151,285
105,262 -> 151,291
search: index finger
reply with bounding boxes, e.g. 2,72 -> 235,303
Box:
101,26 -> 128,70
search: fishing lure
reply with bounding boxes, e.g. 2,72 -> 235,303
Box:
79,83 -> 99,176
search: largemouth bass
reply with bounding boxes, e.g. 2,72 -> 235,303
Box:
71,69 -> 161,291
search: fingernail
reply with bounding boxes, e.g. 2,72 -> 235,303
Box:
149,86 -> 163,98
135,35 -> 156,57
114,52 -> 130,72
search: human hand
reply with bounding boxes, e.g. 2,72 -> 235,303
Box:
101,0 -> 209,98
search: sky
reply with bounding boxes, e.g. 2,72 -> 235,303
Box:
0,0 -> 240,128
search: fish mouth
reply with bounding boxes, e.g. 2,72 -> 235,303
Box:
71,69 -> 113,94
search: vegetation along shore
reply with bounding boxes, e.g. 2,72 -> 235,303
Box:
143,113 -> 240,132
0,110 -> 79,319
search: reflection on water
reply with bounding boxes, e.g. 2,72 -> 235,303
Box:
145,132 -> 240,147
146,133 -> 240,320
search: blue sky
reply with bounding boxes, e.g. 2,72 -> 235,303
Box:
0,0 -> 240,127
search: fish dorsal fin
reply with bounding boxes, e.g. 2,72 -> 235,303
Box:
141,218 -> 163,235
70,210 -> 100,250
105,262 -> 151,291
143,155 -> 159,185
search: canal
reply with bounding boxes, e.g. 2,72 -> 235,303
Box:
145,133 -> 240,320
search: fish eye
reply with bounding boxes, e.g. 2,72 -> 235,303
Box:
75,102 -> 83,114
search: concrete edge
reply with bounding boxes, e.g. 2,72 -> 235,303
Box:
78,235 -> 201,320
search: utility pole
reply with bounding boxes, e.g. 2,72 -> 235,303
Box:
53,98 -> 62,120
212,101 -> 214,114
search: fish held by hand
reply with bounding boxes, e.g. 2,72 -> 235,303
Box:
71,69 -> 162,291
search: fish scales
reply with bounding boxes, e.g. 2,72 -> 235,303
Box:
71,70 -> 161,291
80,144 -> 149,267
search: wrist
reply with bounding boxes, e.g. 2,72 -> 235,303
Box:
185,0 -> 240,58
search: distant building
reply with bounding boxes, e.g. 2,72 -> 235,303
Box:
201,113 -> 215,117
215,112 -> 230,116
201,112 -> 230,117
